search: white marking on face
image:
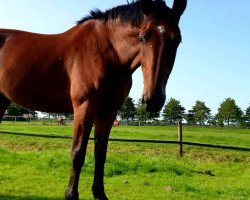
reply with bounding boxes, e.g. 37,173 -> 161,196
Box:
157,26 -> 166,34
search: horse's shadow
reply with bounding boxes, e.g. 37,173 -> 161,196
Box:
0,194 -> 62,200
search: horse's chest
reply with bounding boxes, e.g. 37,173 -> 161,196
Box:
100,76 -> 132,110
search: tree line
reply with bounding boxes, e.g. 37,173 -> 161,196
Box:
3,97 -> 250,127
118,97 -> 250,127
4,103 -> 72,120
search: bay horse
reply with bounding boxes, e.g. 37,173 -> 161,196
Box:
0,0 -> 187,199
113,119 -> 121,126
57,116 -> 63,126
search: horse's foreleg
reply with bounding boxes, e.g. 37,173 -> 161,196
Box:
0,95 -> 10,123
65,101 -> 95,200
92,112 -> 116,200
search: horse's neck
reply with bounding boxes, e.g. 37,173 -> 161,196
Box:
70,21 -> 141,73
106,22 -> 141,72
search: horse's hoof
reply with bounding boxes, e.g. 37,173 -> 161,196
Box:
92,185 -> 109,200
65,189 -> 79,200
94,195 -> 109,200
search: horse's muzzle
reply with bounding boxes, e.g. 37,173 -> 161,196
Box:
142,92 -> 165,112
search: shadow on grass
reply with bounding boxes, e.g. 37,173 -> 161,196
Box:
0,194 -> 62,200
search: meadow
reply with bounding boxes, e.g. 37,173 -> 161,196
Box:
0,122 -> 249,200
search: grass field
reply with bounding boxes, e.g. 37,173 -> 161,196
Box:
0,122 -> 249,200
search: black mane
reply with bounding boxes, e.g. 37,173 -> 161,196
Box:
77,0 -> 170,26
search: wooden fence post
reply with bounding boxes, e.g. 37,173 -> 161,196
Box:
178,121 -> 183,157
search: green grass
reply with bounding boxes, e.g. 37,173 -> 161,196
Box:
0,123 -> 249,199
1,122 -> 249,147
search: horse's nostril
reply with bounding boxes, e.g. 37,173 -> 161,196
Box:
141,92 -> 166,112
141,95 -> 145,104
142,94 -> 149,104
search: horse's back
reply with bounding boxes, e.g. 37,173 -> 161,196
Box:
0,29 -> 73,112
0,28 -> 40,47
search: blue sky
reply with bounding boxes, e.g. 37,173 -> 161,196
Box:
0,0 -> 249,114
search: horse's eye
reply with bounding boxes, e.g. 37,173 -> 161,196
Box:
139,35 -> 146,44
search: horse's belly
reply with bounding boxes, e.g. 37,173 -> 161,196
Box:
0,69 -> 73,113
11,91 -> 73,113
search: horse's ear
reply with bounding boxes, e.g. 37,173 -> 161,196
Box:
171,0 -> 187,23
140,0 -> 153,16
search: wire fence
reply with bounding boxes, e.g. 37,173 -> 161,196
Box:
2,115 -> 73,125
0,122 -> 249,154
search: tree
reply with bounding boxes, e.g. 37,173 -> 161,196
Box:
207,116 -> 217,126
118,97 -> 136,123
246,104 -> 250,118
135,100 -> 149,126
162,98 -> 185,124
135,100 -> 160,125
42,112 -> 73,119
216,98 -> 243,126
7,103 -> 37,117
243,104 -> 250,127
190,100 -> 211,126
148,111 -> 160,122
185,110 -> 195,125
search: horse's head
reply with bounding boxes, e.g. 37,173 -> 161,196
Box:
139,0 -> 187,112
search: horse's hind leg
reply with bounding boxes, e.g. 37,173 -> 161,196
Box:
92,112 -> 116,200
0,94 -> 10,123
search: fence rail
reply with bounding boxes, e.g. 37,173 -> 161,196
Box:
2,116 -> 73,125
0,130 -> 249,153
